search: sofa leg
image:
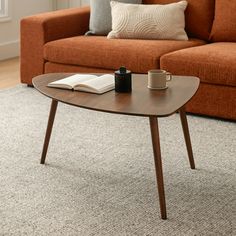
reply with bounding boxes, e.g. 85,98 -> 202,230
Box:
27,84 -> 34,88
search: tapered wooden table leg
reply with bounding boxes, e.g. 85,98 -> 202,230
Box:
179,107 -> 195,169
40,99 -> 58,164
149,116 -> 167,220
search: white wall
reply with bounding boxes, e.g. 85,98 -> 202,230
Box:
56,0 -> 89,9
0,0 -> 54,60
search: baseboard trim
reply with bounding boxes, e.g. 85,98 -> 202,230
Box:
0,40 -> 19,61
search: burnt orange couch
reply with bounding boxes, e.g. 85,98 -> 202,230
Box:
20,0 -> 236,120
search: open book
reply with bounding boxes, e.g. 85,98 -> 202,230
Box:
47,74 -> 115,94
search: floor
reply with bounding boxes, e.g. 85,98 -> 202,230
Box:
0,57 -> 20,89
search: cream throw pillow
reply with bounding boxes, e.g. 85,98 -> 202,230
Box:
107,1 -> 188,40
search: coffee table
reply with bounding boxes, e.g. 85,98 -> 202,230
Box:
33,73 -> 200,219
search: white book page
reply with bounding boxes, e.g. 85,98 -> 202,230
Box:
48,74 -> 97,88
75,74 -> 114,92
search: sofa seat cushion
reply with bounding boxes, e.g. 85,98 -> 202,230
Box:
44,36 -> 205,73
161,43 -> 236,87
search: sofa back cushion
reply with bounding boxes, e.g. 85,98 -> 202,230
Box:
143,0 -> 215,41
209,0 -> 236,42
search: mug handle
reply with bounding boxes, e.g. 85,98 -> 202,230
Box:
166,72 -> 172,81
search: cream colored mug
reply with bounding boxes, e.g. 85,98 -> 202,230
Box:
148,69 -> 172,89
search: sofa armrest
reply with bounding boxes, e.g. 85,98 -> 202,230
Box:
20,6 -> 90,85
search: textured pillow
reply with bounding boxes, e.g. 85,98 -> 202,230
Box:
86,0 -> 142,36
143,0 -> 215,41
209,0 -> 236,42
107,1 -> 188,40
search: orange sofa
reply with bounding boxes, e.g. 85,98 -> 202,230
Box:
20,0 -> 236,120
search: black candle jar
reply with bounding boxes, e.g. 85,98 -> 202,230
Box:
115,67 -> 132,93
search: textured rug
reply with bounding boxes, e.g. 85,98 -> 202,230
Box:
0,85 -> 235,236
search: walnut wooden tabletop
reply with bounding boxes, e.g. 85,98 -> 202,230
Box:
32,73 -> 199,117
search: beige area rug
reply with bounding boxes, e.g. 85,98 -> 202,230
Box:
0,85 -> 235,235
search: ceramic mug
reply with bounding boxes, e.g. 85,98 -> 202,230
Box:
148,69 -> 172,89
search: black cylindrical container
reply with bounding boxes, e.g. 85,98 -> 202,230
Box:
115,67 -> 132,93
